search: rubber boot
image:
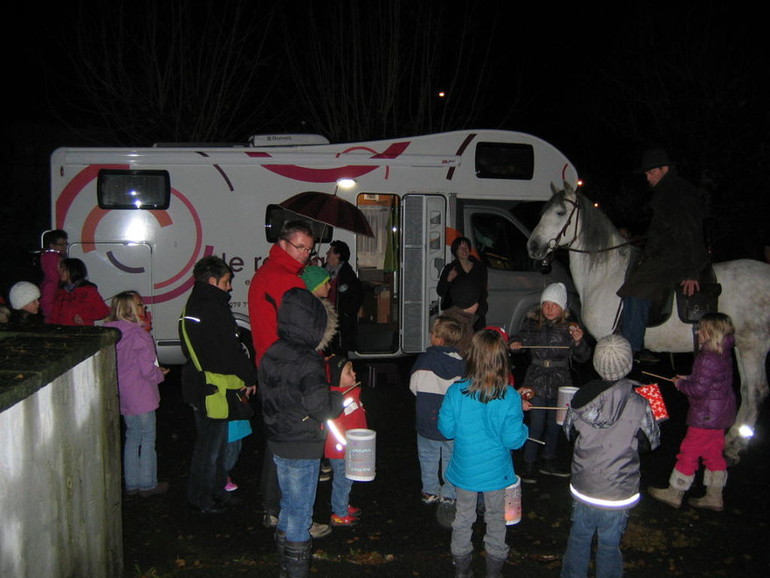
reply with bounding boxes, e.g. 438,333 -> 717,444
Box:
284,539 -> 312,578
688,469 -> 727,511
275,530 -> 287,578
648,469 -> 694,508
452,553 -> 473,578
485,554 -> 506,578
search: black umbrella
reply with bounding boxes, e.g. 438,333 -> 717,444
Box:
279,191 -> 374,237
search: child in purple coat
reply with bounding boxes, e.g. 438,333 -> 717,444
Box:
105,291 -> 170,497
649,312 -> 736,511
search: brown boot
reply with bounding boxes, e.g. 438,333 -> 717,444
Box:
688,469 -> 727,511
648,469 -> 693,508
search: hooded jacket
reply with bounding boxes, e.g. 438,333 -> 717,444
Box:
259,287 -> 342,459
677,334 -> 736,430
563,378 -> 660,509
104,319 -> 165,416
409,345 -> 466,440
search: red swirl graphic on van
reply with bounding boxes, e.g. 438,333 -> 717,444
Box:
55,164 -> 210,304
246,142 -> 410,182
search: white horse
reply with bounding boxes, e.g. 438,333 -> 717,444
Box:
527,182 -> 770,463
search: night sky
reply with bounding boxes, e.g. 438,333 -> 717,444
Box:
2,1 -> 769,288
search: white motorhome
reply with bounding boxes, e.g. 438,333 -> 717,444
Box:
50,129 -> 579,365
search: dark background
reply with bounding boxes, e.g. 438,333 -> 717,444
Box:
3,1 -> 769,291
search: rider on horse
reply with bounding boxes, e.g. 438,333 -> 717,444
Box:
617,148 -> 710,361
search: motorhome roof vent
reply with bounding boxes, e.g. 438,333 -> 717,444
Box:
248,134 -> 330,147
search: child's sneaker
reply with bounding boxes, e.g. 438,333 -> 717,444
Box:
224,477 -> 238,492
330,513 -> 360,527
347,505 -> 362,518
421,492 -> 439,505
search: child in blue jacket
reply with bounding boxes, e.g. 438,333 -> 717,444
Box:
439,328 -> 529,578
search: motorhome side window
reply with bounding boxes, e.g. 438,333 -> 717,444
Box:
475,142 -> 535,180
470,212 -> 534,272
97,170 -> 170,210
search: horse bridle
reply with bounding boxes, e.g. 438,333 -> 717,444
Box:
543,196 -> 640,261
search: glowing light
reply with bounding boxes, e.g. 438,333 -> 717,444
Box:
123,215 -> 149,242
738,424 -> 754,438
336,178 -> 357,190
437,91 -> 446,98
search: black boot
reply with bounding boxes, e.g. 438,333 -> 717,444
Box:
284,539 -> 312,578
452,553 -> 473,578
275,530 -> 287,578
485,554 -> 506,578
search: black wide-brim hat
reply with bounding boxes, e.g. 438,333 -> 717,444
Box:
637,148 -> 675,172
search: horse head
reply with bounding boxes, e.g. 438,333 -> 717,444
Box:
527,181 -> 580,261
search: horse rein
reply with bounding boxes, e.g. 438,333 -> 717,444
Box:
541,195 -> 640,334
544,197 -> 641,256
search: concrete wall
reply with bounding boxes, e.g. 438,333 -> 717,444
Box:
0,327 -> 122,578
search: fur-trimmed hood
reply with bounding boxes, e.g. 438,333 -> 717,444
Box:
277,287 -> 338,352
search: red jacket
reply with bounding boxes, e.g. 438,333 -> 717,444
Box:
248,244 -> 305,362
324,385 -> 367,459
50,282 -> 110,326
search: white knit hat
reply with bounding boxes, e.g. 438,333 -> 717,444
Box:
593,334 -> 633,381
9,281 -> 41,310
540,282 -> 567,310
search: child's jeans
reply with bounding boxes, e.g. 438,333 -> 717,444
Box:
417,434 -> 456,500
675,426 -> 727,476
451,487 -> 507,560
561,500 -> 629,578
123,410 -> 157,491
330,458 -> 354,517
274,455 -> 320,542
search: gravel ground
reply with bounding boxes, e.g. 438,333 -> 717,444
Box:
122,354 -> 770,577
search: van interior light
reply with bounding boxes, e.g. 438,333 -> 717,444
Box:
336,178 -> 357,190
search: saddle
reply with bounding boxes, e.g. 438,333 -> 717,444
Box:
646,266 -> 721,327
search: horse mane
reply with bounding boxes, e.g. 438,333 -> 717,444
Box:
545,187 -> 629,265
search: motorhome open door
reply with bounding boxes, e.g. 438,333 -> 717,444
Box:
401,194 -> 446,354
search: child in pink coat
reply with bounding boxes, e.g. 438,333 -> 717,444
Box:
105,291 -> 169,496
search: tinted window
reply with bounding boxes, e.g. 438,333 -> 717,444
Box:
470,212 -> 537,271
97,169 -> 170,210
475,142 -> 534,180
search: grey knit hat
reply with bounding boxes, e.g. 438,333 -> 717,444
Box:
593,334 -> 633,381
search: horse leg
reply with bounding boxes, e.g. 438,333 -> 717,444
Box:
725,346 -> 770,465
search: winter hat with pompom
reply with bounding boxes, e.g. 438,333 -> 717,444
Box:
593,334 -> 633,381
